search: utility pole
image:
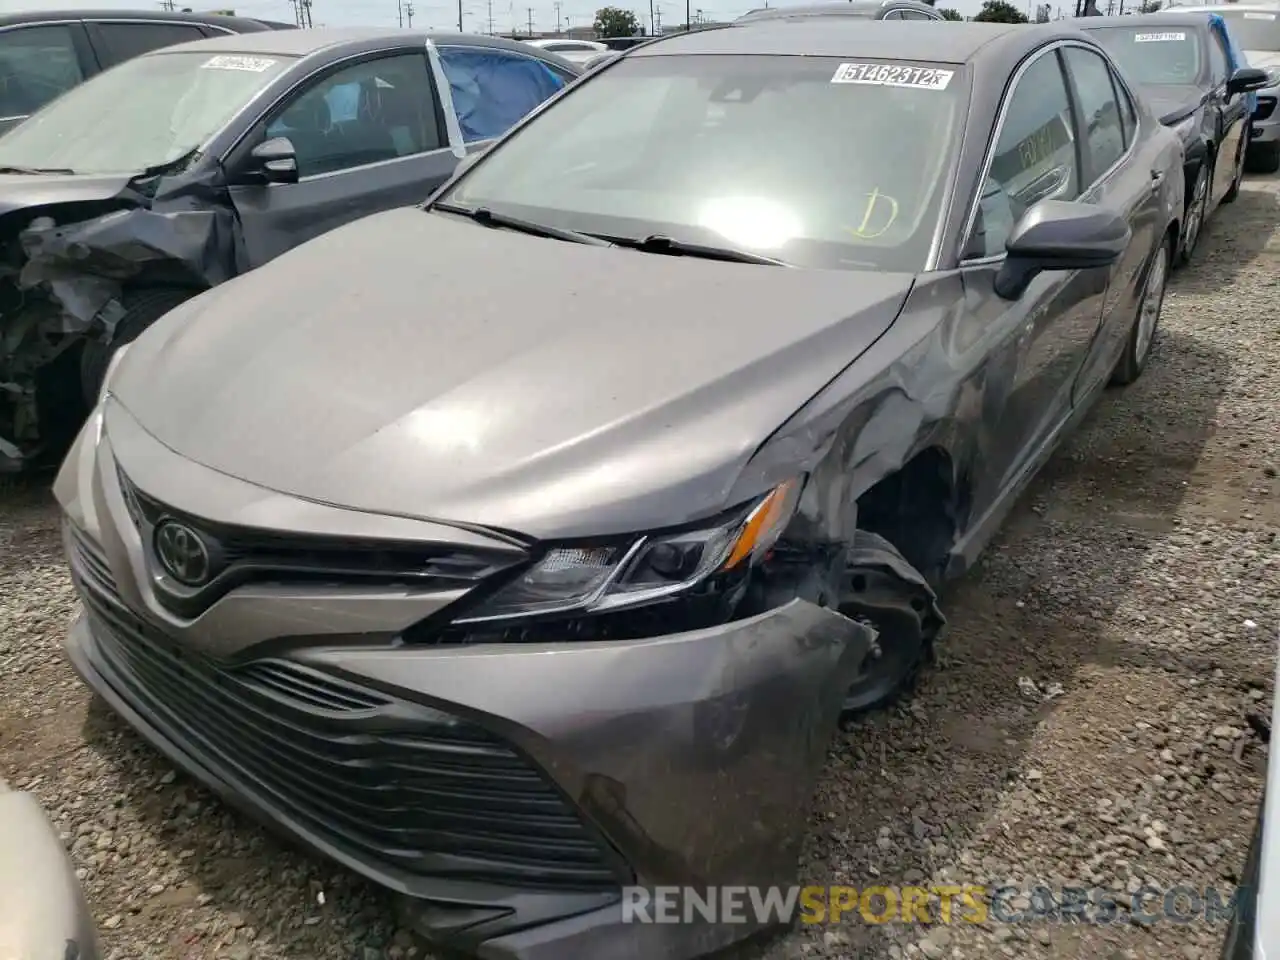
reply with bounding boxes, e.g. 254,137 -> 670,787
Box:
457,0 -> 463,30
398,0 -> 403,26
487,0 -> 494,32
654,6 -> 662,30
554,0 -> 562,31
159,0 -> 177,10
405,1 -> 414,25
685,0 -> 690,28
648,0 -> 654,34
527,6 -> 533,34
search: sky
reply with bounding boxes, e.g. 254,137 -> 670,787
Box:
0,0 -> 993,38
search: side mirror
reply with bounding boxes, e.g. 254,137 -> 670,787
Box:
1228,66 -> 1271,95
251,136 -> 299,184
994,199 -> 1130,300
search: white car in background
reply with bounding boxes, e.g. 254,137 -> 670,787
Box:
524,37 -> 609,64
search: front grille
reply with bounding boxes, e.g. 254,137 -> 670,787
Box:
114,468 -> 524,618
1256,97 -> 1276,122
68,536 -> 622,892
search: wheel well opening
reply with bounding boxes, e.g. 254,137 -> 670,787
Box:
854,447 -> 962,583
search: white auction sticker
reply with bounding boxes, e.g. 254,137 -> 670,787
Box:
1244,11 -> 1276,18
1134,31 -> 1186,42
830,62 -> 954,90
201,55 -> 278,72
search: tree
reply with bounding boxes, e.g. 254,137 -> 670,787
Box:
1139,0 -> 1162,10
939,7 -> 964,17
594,6 -> 640,36
974,0 -> 1029,21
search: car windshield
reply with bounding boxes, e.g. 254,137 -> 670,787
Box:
0,49 -> 295,175
438,54 -> 965,272
1089,25 -> 1204,85
1216,9 -> 1280,50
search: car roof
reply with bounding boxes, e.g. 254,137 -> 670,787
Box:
633,18 -> 1085,63
0,8 -> 286,31
1072,11 -> 1213,28
138,26 -> 580,65
737,0 -> 938,21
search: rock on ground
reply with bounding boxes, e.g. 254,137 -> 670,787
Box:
2,177 -> 1277,960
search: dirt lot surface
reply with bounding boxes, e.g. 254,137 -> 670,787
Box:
1,176 -> 1277,960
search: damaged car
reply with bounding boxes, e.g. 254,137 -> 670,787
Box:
0,28 -> 579,472
1075,13 -> 1268,263
56,18 -> 1182,960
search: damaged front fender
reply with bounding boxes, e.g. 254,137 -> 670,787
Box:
0,165 -> 242,471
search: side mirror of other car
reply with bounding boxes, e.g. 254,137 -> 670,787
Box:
1228,66 -> 1271,95
251,136 -> 299,184
994,199 -> 1130,300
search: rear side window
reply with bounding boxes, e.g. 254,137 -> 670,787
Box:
437,46 -> 568,142
966,50 -> 1080,259
0,25 -> 84,118
92,22 -> 209,64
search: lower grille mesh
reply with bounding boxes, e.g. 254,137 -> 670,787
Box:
67,528 -> 620,892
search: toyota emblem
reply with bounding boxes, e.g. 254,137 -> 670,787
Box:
154,520 -> 213,586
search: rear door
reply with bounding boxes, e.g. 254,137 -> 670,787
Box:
85,20 -> 214,69
0,22 -> 97,134
1060,43 -> 1163,404
226,47 -> 460,268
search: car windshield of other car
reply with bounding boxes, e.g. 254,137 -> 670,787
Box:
1088,25 -> 1204,84
1216,9 -> 1280,50
0,49 -> 295,175
439,53 -> 965,271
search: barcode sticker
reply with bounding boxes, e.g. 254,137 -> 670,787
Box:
202,55 -> 278,72
830,62 -> 954,90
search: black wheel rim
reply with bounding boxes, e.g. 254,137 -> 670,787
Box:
841,608 -> 926,714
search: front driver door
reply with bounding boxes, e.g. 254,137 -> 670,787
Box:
226,48 -> 461,269
1208,19 -> 1249,203
958,45 -> 1109,512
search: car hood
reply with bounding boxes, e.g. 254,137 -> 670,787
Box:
0,171 -> 135,219
111,206 -> 915,540
1145,84 -> 1206,126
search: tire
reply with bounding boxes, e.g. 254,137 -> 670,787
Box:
838,530 -> 945,716
1177,161 -> 1210,266
79,286 -> 197,406
1111,232 -> 1172,387
1245,139 -> 1280,175
1222,128 -> 1248,204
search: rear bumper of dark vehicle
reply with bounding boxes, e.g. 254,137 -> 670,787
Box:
0,786 -> 100,960
63,536 -> 870,960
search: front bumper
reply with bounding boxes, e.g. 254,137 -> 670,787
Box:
57,402 -> 872,960
1250,92 -> 1280,145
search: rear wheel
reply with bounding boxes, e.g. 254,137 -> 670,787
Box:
79,286 -> 196,405
1178,161 -> 1209,265
1111,232 -> 1171,387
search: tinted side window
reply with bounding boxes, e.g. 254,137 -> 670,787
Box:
265,53 -> 443,177
901,10 -> 937,19
1207,30 -> 1230,85
0,25 -> 84,118
965,50 -> 1080,259
437,47 -> 568,142
1114,70 -> 1137,147
1063,46 -> 1125,183
881,10 -> 905,19
93,22 -> 209,64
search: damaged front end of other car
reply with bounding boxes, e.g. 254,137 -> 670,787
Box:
0,166 -> 240,473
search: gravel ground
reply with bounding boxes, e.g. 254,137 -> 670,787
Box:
1,175 -> 1277,960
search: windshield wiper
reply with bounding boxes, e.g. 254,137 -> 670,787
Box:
431,202 -> 611,246
0,165 -> 75,175
609,234 -> 790,266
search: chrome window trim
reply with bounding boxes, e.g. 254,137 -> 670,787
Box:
957,38 -> 1138,267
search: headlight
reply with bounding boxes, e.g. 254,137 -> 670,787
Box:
1265,68 -> 1280,88
97,344 -> 132,405
1172,114 -> 1197,143
455,478 -> 803,624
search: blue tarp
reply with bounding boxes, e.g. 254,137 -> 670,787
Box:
437,47 -> 566,142
1212,13 -> 1258,114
